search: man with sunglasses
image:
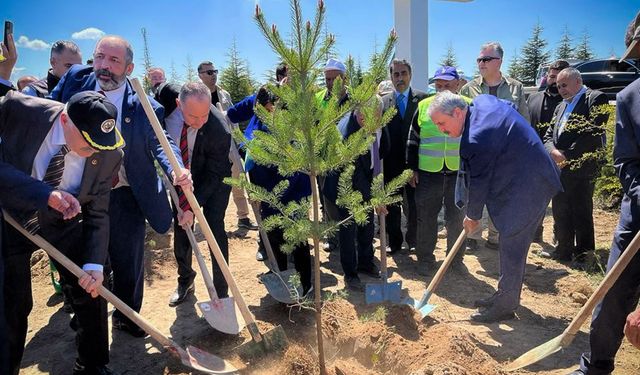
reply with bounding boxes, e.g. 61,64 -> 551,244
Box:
198,60 -> 257,233
460,41 -> 529,253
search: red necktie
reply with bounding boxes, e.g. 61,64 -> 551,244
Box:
177,123 -> 191,212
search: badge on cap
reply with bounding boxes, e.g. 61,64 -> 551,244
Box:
101,119 -> 116,133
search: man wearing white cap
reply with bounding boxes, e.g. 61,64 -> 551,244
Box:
317,58 -> 348,106
569,10 -> 640,374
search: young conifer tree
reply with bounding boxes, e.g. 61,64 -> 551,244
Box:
226,1 -> 411,373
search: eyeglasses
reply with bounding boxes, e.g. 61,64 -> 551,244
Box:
476,56 -> 500,63
198,69 -> 218,75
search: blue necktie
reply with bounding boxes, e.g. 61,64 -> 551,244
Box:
397,93 -> 406,118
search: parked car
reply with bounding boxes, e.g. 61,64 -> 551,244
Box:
537,58 -> 640,100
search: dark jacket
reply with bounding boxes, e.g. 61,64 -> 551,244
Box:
49,65 -> 181,233
543,88 -> 609,179
526,89 -> 563,139
0,91 -> 123,263
322,112 -> 390,204
459,95 -> 562,236
381,88 -> 428,181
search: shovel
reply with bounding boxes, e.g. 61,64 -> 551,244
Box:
3,212 -> 237,374
132,78 -> 287,356
162,176 -> 245,335
221,115 -> 302,304
365,211 -> 402,304
404,230 -> 466,318
504,229 -> 640,371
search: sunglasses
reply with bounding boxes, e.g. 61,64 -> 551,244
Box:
198,69 -> 218,76
476,56 -> 500,63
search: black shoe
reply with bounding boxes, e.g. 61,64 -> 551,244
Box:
238,218 -> 258,230
473,295 -> 496,308
70,314 -> 79,331
256,248 -> 266,261
485,240 -> 499,250
357,264 -> 380,279
169,283 -> 195,307
73,360 -> 115,375
344,276 -> 363,291
470,307 -> 515,323
466,239 -> 479,252
112,317 -> 147,338
551,251 -> 572,262
386,246 -> 401,254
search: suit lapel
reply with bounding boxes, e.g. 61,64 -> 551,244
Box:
405,88 -> 420,123
77,154 -> 99,201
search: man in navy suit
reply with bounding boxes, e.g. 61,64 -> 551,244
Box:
428,92 -> 562,323
50,35 -> 191,337
570,11 -> 640,375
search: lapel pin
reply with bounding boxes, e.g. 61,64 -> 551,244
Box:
124,117 -> 131,124
91,159 -> 98,165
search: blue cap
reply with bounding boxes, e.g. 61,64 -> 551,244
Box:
433,66 -> 459,81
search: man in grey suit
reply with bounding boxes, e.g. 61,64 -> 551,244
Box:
570,10 -> 640,375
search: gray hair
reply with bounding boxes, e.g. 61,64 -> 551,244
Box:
389,58 -> 412,75
51,40 -> 81,57
354,95 -> 384,116
480,41 -> 504,58
95,36 -> 134,65
558,67 -> 582,83
179,81 -> 212,103
427,91 -> 469,118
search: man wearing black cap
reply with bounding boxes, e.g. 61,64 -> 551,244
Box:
570,11 -> 640,375
155,81 -> 233,306
526,59 -> 570,244
0,90 -> 123,375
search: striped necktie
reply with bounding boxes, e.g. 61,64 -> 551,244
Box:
177,124 -> 191,213
23,145 -> 70,234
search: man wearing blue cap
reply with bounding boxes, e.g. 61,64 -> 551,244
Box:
407,66 -> 468,273
1,90 -> 123,374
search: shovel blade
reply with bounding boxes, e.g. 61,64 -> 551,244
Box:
365,280 -> 403,304
418,303 -> 437,318
259,270 -> 301,304
504,334 -> 564,371
176,345 -> 237,374
198,297 -> 246,335
237,324 -> 288,359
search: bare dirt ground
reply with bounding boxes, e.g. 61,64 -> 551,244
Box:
20,201 -> 640,374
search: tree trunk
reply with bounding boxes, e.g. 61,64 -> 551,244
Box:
309,173 -> 327,375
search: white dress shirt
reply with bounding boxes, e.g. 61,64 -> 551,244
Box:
165,108 -> 198,166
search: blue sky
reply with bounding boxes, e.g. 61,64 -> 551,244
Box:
2,0 -> 637,87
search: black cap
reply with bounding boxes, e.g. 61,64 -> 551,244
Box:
67,91 -> 123,151
154,82 -> 181,116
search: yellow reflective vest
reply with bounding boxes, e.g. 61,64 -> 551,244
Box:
417,95 -> 472,172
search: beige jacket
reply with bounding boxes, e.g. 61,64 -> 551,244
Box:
460,75 -> 530,122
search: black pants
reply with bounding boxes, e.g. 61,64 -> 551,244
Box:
4,217 -> 109,374
339,209 -> 375,277
579,194 -> 640,374
265,226 -> 312,294
414,171 -> 464,263
552,175 -> 595,259
386,185 -> 416,251
173,186 -> 232,298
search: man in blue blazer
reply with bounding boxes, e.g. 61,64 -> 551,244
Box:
570,12 -> 640,375
428,92 -> 562,323
49,36 -> 191,337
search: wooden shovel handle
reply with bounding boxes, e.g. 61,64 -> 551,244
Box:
565,229 -> 640,336
425,230 -> 466,294
3,212 -> 175,349
162,176 -> 219,301
379,212 -> 388,277
130,78 -> 261,342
